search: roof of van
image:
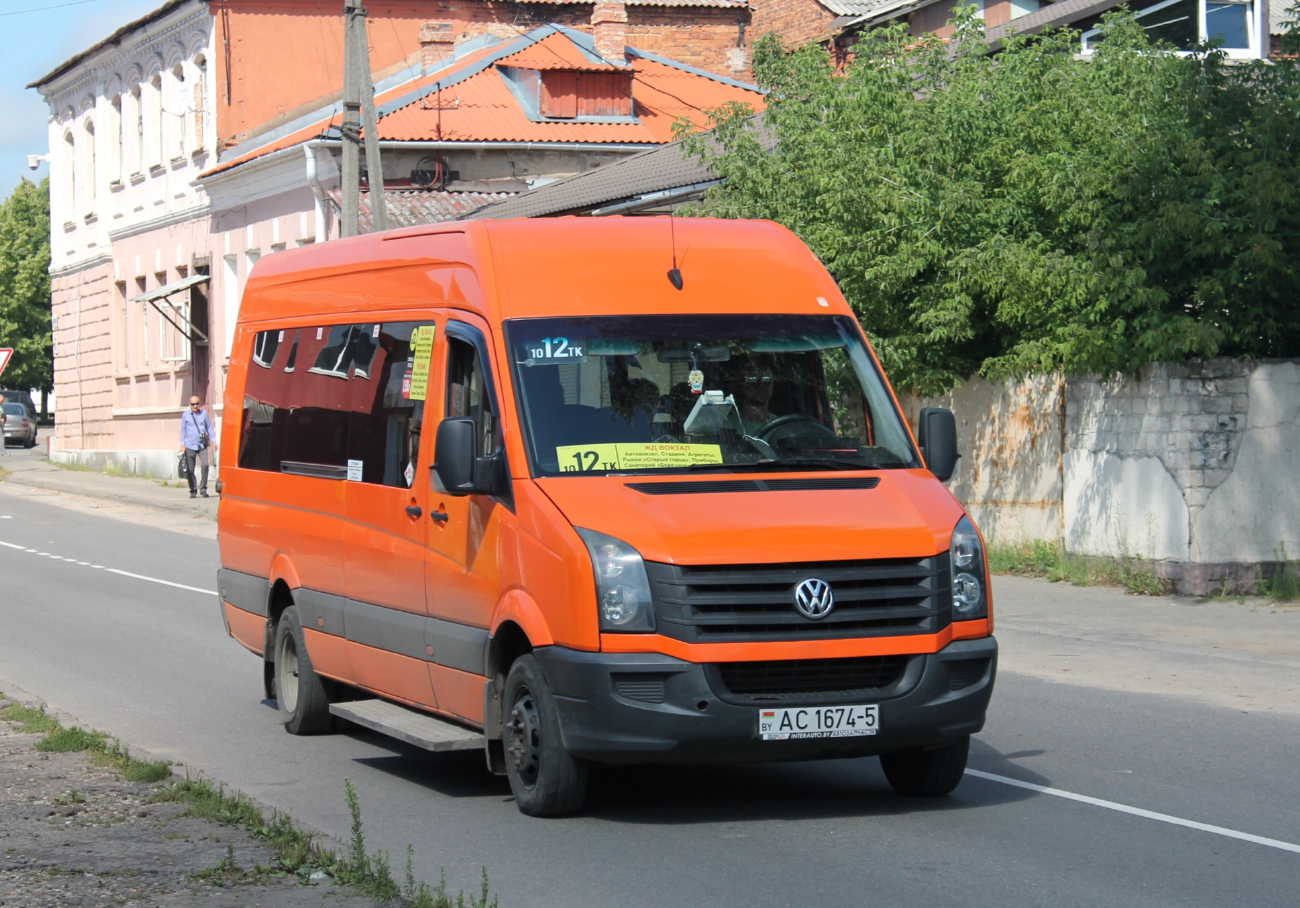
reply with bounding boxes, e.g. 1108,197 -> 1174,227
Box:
240,218 -> 848,325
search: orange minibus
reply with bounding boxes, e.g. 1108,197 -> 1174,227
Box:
216,217 -> 996,817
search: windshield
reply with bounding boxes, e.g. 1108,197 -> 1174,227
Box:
506,315 -> 917,476
2,404 -> 24,416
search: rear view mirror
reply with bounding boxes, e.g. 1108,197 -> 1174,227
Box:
917,407 -> 959,482
432,417 -> 508,498
433,418 -> 479,495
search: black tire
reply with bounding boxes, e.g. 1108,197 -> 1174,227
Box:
274,606 -> 332,735
880,735 -> 970,796
502,655 -> 587,817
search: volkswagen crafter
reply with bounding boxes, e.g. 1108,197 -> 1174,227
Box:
216,217 -> 996,817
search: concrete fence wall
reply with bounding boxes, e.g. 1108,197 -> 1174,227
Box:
902,358 -> 1300,594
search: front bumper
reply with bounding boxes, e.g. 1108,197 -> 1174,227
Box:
533,636 -> 997,765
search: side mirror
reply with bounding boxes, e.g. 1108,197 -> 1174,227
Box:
917,406 -> 959,482
432,416 -> 509,497
433,417 -> 479,495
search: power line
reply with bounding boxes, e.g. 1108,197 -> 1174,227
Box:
0,0 -> 102,18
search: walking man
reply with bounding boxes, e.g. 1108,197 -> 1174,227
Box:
179,396 -> 216,498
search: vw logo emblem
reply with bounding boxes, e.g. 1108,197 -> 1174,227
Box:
793,578 -> 834,620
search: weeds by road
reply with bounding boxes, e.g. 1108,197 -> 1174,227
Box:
988,540 -> 1171,596
0,691 -> 498,907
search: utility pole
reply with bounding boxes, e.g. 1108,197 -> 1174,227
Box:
341,0 -> 386,237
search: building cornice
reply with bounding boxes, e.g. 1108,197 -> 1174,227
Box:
35,2 -> 211,106
49,250 -> 113,278
106,201 -> 211,242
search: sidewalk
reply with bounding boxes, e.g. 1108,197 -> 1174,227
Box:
0,451 -> 217,521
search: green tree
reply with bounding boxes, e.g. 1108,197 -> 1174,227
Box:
0,177 -> 53,401
680,11 -> 1300,394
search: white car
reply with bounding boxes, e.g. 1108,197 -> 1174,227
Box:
2,403 -> 38,448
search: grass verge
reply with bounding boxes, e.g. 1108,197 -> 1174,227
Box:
988,539 -> 1171,596
0,698 -> 170,782
155,774 -> 497,906
1259,545 -> 1299,602
1,691 -> 499,904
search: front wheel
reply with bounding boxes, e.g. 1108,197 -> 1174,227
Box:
274,606 -> 333,735
880,735 -> 969,796
502,655 -> 587,817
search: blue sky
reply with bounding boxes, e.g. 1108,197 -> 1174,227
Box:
1,0 -> 160,201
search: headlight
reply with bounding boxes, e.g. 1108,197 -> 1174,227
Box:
950,516 -> 987,620
575,529 -> 656,633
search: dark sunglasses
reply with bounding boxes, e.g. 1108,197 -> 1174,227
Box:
743,373 -> 774,385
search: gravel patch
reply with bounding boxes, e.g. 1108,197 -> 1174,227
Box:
0,701 -> 386,907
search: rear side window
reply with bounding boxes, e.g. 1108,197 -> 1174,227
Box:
238,321 -> 437,487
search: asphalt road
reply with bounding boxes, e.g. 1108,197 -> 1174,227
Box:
2,454 -> 1298,907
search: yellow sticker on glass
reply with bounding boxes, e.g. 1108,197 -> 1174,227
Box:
556,442 -> 723,472
406,325 -> 437,401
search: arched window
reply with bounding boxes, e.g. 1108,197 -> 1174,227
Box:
109,93 -> 123,183
146,72 -> 163,168
127,83 -> 143,175
83,119 -> 96,211
63,130 -> 76,220
169,63 -> 186,159
192,54 -> 207,152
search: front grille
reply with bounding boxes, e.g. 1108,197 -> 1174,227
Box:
717,655 -> 908,697
645,555 -> 949,643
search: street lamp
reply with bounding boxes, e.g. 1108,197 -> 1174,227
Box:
26,153 -> 49,170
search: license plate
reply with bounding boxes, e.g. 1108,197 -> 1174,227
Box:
758,704 -> 879,740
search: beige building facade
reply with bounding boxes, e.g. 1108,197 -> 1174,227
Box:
34,0 -> 217,477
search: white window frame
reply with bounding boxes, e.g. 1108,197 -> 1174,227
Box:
156,291 -> 192,363
1080,0 -> 1262,59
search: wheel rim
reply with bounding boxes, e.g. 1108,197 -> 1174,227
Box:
277,631 -> 300,715
506,686 -> 542,789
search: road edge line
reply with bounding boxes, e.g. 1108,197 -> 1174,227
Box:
965,768 -> 1300,855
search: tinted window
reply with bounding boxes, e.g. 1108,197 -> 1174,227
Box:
239,322 -> 436,486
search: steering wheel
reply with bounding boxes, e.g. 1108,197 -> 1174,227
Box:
756,414 -> 838,444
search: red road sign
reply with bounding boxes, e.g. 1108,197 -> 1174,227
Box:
0,348 -> 12,379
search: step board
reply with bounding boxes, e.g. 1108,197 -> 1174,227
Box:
330,699 -> 482,753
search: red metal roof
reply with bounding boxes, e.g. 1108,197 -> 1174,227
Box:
201,27 -> 763,178
499,34 -> 626,70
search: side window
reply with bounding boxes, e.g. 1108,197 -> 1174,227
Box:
239,321 -> 436,487
446,333 -> 499,458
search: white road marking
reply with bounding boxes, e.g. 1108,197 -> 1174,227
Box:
0,538 -> 215,596
965,769 -> 1300,855
105,568 -> 215,596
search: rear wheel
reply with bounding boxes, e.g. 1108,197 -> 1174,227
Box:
274,606 -> 332,735
502,655 -> 587,817
880,735 -> 970,796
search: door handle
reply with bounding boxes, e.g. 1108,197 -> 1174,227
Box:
405,505 -> 423,519
430,509 -> 450,524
